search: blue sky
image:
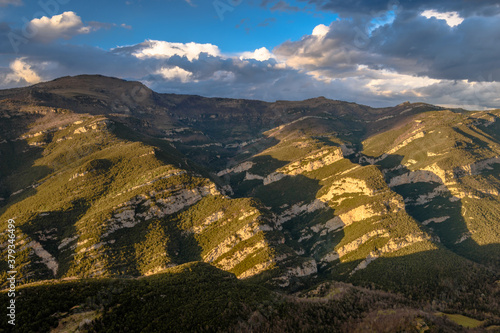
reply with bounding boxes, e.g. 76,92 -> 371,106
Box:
1,0 -> 500,109
4,0 -> 337,51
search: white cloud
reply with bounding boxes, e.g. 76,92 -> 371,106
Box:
2,25 -> 500,110
5,58 -> 41,84
363,67 -> 441,97
28,11 -> 93,42
415,80 -> 500,110
312,24 -> 329,38
239,47 -> 275,61
421,10 -> 464,27
132,40 -> 220,61
156,66 -> 194,83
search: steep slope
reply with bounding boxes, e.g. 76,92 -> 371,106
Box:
0,75 -> 499,328
0,76 -> 446,171
0,108 -> 283,285
221,112 -> 498,302
361,110 -> 500,268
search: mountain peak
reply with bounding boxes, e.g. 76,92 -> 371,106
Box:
33,74 -> 151,94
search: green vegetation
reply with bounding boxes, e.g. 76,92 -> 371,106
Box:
1,75 -> 500,331
0,262 -> 474,333
435,312 -> 485,328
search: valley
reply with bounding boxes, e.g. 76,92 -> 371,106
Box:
0,75 -> 499,332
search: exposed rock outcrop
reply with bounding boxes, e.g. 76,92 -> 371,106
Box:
217,240 -> 267,270
28,241 -> 59,276
263,172 -> 287,185
192,211 -> 225,233
279,148 -> 343,175
352,233 -> 431,273
387,131 -> 425,154
320,177 -> 375,202
422,216 -> 450,225
276,200 -> 327,226
104,184 -> 219,237
203,220 -> 267,263
286,258 -> 317,277
217,161 -> 254,177
388,170 -> 444,187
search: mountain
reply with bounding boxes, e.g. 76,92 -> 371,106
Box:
0,75 -> 499,332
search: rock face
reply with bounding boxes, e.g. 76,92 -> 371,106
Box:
279,148 -> 344,175
457,156 -> 500,176
320,178 -> 375,201
276,200 -> 327,226
192,211 -> 224,233
334,199 -> 403,226
263,172 -> 287,185
335,229 -> 390,259
104,184 -> 220,238
286,259 -> 318,277
386,130 -> 425,154
388,170 -> 444,187
217,240 -> 267,271
244,172 -> 264,181
1,75 -> 499,299
352,233 -> 431,273
422,216 -> 450,225
203,220 -> 268,263
217,162 -> 254,177
28,241 -> 59,276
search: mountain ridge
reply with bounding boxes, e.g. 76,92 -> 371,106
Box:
0,75 -> 499,331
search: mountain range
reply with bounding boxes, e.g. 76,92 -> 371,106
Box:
0,75 -> 499,332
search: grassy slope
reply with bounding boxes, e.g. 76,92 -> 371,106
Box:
1,79 -> 499,331
0,111 -> 281,285
362,110 -> 500,269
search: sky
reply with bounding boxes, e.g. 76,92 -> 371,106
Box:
1,0 -> 500,109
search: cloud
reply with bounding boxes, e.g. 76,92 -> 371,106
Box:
121,40 -> 221,61
270,1 -> 301,12
1,19 -> 500,111
421,10 -> 464,27
210,70 -> 236,82
258,17 -> 277,27
28,11 -> 93,43
414,80 -> 500,110
5,58 -> 42,84
372,14 -> 500,81
156,66 -> 194,83
301,0 -> 500,18
274,10 -> 500,83
312,24 -> 329,37
0,0 -> 22,6
274,20 -> 362,76
239,47 -> 275,61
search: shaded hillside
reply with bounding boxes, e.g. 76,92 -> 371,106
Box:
0,75 -> 499,331
0,262 -> 484,333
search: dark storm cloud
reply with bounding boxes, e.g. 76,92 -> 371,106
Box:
273,3 -> 500,83
370,14 -> 500,81
300,0 -> 500,18
2,0 -> 500,110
